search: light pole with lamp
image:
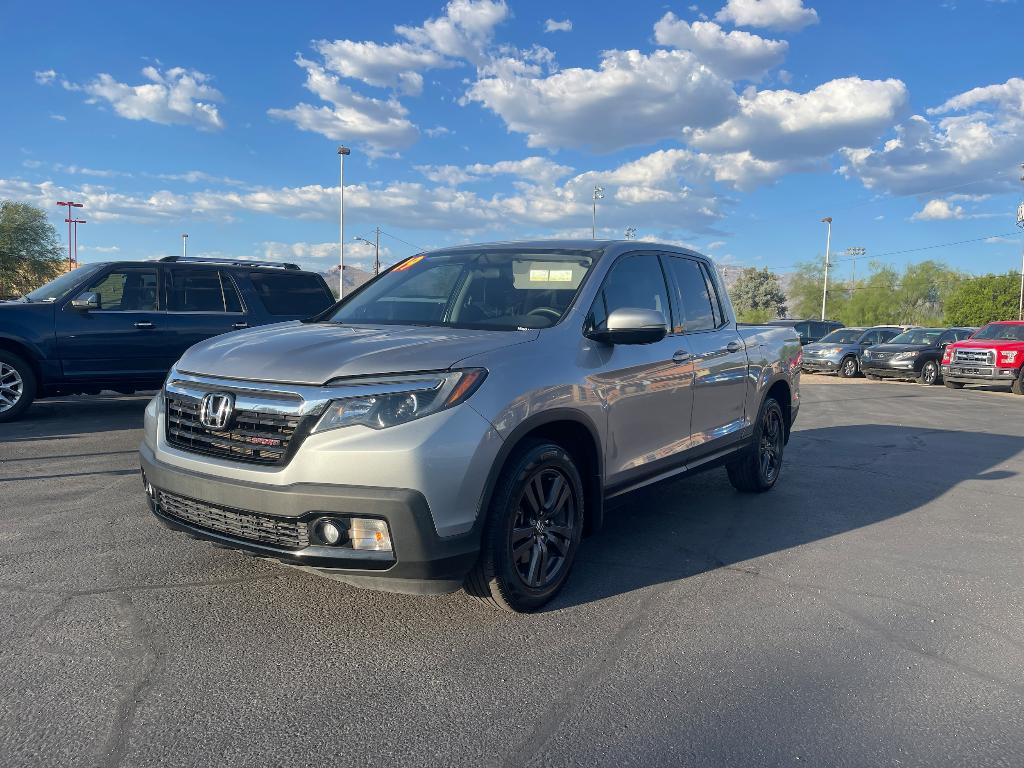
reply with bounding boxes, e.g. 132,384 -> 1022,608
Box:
181,233 -> 188,258
56,201 -> 83,270
820,216 -> 832,321
592,186 -> 604,239
337,146 -> 351,298
354,226 -> 381,276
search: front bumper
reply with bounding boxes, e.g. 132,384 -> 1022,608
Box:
801,355 -> 843,373
861,360 -> 917,378
941,365 -> 1019,386
140,444 -> 480,594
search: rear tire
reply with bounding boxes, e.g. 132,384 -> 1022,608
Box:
944,380 -> 964,390
727,397 -> 785,493
0,351 -> 36,423
837,355 -> 859,378
465,441 -> 584,612
917,360 -> 940,386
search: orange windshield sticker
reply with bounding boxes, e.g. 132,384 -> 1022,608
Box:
393,255 -> 425,272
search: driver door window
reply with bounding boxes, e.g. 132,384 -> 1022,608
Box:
87,269 -> 158,311
588,254 -> 670,331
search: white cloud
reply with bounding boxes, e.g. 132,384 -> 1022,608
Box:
911,199 -> 965,221
76,66 -> 224,130
396,0 -> 509,64
544,18 -> 572,33
79,245 -> 121,253
268,56 -> 419,156
715,0 -> 819,31
416,156 -> 574,186
690,77 -> 908,161
653,12 -> 787,80
424,125 -> 452,137
54,164 -> 132,178
49,114 -> 66,121
466,48 -> 738,151
34,69 -> 57,85
259,240 -> 393,271
149,170 -> 246,186
313,39 -> 450,96
841,77 -> 1024,197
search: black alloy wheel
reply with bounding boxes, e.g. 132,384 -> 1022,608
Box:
918,360 -> 939,386
465,441 -> 584,612
727,397 -> 786,493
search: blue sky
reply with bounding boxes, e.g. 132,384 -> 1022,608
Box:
2,0 -> 1023,279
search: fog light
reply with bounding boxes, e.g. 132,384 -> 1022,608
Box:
319,519 -> 343,546
348,518 -> 393,552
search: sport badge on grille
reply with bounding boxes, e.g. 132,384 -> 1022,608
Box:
199,392 -> 235,430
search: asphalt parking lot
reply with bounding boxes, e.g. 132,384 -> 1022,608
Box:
1,376 -> 1022,767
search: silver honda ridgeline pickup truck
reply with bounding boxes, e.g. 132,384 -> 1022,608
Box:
140,241 -> 800,612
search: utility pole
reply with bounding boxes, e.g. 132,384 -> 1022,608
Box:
337,146 -> 351,298
355,227 -> 381,275
1018,164 -> 1024,320
820,217 -> 832,321
56,201 -> 83,270
592,186 -> 604,239
182,233 -> 188,258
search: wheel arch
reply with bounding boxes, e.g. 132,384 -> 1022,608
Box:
763,377 -> 793,441
476,408 -> 605,539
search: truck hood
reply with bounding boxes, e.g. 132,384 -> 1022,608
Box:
175,322 -> 538,385
952,338 -> 1024,349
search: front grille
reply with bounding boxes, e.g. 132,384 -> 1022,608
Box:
165,396 -> 304,465
870,352 -> 894,360
155,488 -> 309,549
954,348 -> 994,365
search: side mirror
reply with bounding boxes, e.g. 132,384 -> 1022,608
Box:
587,308 -> 668,345
71,291 -> 100,311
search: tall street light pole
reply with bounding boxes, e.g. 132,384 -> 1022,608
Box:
820,217 -> 832,321
844,246 -> 866,286
66,218 -> 86,266
182,233 -> 188,258
1018,164 -> 1024,320
337,146 -> 351,298
592,186 -> 604,239
56,201 -> 83,270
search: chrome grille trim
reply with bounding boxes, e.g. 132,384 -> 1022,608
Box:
155,488 -> 310,549
953,348 -> 994,365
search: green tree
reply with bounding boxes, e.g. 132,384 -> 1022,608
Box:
729,267 -> 788,323
0,200 -> 65,298
944,273 -> 1020,326
787,260 -> 849,320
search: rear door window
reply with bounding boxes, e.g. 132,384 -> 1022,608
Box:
249,272 -> 335,316
166,269 -> 243,313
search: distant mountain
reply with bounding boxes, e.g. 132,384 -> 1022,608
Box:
322,264 -> 374,298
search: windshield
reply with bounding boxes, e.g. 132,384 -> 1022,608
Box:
326,250 -> 596,330
889,328 -> 943,345
21,264 -> 105,302
971,323 -> 1024,341
818,329 -> 863,344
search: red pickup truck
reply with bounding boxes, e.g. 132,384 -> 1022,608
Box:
941,320 -> 1024,393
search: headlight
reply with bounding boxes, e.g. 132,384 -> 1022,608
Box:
1000,350 -> 1019,365
312,368 -> 487,433
821,346 -> 842,356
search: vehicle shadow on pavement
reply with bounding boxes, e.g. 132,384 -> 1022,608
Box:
550,424 -> 1023,611
0,393 -> 153,442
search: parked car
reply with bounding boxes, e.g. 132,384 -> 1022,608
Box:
941,320 -> 1024,394
764,318 -> 844,345
139,240 -> 801,612
801,325 -> 905,377
0,257 -> 335,422
861,327 -> 976,385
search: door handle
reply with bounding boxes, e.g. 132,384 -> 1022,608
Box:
134,321 -> 154,329
725,340 -> 742,353
672,350 -> 691,363
231,322 -> 249,329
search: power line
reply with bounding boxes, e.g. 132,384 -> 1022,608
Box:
378,229 -> 427,253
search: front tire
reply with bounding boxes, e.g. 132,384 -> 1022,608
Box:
837,355 -> 859,378
1012,369 -> 1024,395
0,351 -> 36,423
465,441 -> 584,612
918,360 -> 940,386
727,397 -> 785,493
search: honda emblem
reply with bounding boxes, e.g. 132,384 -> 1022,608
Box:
199,392 -> 235,430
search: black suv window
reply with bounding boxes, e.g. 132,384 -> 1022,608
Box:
86,268 -> 158,311
166,269 -> 243,313
664,256 -> 715,333
589,254 -> 670,331
250,272 -> 334,316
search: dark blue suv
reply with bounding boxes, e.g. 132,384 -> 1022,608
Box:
0,257 -> 335,422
